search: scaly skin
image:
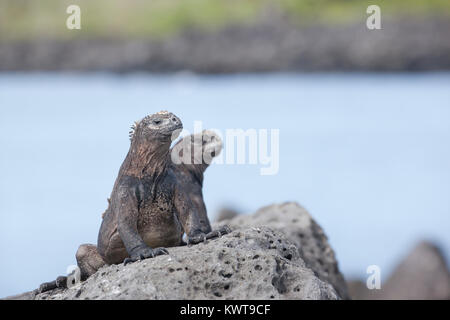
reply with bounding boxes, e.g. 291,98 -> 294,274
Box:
38,112 -> 229,293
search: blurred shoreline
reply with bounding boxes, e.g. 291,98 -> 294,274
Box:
1,17 -> 449,73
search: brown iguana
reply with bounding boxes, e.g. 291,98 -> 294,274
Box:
39,111 -> 229,292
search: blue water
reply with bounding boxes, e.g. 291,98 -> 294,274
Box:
1,72 -> 449,297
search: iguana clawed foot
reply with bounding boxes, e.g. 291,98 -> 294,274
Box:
38,276 -> 68,293
123,245 -> 169,266
187,225 -> 231,246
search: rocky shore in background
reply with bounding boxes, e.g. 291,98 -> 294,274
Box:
348,241 -> 450,300
1,17 -> 449,73
5,203 -> 348,300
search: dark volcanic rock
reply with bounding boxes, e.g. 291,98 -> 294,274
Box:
33,227 -> 339,300
348,241 -> 450,300
215,202 -> 349,299
4,202 -> 347,300
214,207 -> 240,222
380,241 -> 450,300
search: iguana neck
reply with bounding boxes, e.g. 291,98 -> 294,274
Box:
121,139 -> 171,179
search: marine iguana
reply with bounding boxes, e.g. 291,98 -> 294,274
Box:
170,129 -> 224,235
39,111 -> 229,293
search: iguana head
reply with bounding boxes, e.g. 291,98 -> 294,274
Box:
130,111 -> 183,144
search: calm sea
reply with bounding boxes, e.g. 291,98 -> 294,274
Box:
1,72 -> 449,297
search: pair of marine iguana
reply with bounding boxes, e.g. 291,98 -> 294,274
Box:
39,111 -> 230,293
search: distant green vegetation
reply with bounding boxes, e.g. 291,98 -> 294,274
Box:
0,0 -> 449,40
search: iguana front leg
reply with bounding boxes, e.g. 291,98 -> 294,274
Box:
116,184 -> 168,265
175,186 -> 231,245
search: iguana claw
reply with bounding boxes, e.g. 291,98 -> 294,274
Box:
187,225 -> 232,245
123,247 -> 169,266
38,276 -> 68,293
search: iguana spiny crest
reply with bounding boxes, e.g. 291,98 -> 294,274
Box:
129,111 -> 179,142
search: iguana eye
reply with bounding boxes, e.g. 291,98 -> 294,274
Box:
153,119 -> 162,125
